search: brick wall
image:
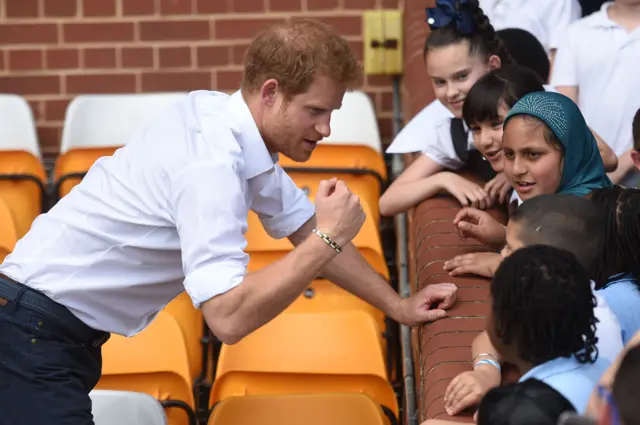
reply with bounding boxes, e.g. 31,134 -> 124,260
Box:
0,0 -> 399,160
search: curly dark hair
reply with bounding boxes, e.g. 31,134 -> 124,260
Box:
491,245 -> 599,366
590,186 -> 640,290
424,0 -> 514,66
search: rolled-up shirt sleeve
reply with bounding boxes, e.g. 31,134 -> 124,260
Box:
170,159 -> 249,308
253,165 -> 316,239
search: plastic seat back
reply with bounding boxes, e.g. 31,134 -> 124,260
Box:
210,310 -> 398,418
0,197 -> 19,262
60,93 -> 187,154
53,147 -> 119,200
208,393 -> 391,425
319,91 -> 382,152
163,292 -> 205,381
0,95 -> 48,237
90,390 -> 168,425
97,311 -> 196,425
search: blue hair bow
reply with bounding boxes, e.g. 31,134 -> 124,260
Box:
426,0 -> 476,35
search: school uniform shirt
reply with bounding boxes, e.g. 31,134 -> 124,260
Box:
479,0 -> 582,52
518,355 -> 610,413
592,290 -> 624,363
551,2 -> 640,156
598,273 -> 640,345
386,86 -> 556,168
0,90 -> 316,337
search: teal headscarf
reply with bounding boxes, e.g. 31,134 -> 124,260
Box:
504,91 -> 612,197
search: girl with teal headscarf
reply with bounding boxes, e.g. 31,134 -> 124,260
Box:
502,91 -> 612,200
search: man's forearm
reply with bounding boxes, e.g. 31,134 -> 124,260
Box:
321,242 -> 402,320
202,234 -> 338,344
289,215 -> 402,321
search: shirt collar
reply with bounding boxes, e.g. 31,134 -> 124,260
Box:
227,90 -> 278,179
519,356 -> 583,383
587,2 -> 619,29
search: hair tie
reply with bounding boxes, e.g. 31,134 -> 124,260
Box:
426,0 -> 476,35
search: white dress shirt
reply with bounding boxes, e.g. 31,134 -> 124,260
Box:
0,90 -> 316,337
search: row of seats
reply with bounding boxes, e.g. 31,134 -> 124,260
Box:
0,91 -> 397,425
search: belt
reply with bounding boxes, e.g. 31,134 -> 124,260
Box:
0,274 -> 110,347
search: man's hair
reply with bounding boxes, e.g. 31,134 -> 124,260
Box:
633,108 -> 640,151
613,344 -> 640,425
492,245 -> 598,365
509,193 -> 605,270
590,186 -> 640,289
241,18 -> 363,98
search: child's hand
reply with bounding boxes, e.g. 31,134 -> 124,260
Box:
436,172 -> 492,210
453,207 -> 506,248
443,252 -> 502,278
444,367 -> 501,416
484,173 -> 512,205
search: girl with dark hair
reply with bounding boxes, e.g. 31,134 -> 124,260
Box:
381,0 -> 512,216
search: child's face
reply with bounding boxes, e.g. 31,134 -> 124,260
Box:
502,117 -> 564,201
501,221 -> 525,259
484,297 -> 515,362
426,41 -> 500,118
469,102 -> 510,172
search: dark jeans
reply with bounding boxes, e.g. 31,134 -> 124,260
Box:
0,275 -> 110,425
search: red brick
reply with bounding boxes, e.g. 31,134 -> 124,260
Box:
28,101 -> 42,121
270,0 -> 300,11
367,74 -> 393,87
377,117 -> 393,139
67,74 -> 136,94
159,46 -> 191,68
83,48 -> 117,69
44,99 -> 71,122
381,91 -> 393,112
122,0 -> 155,15
231,44 -> 248,65
216,70 -> 242,91
349,40 -> 364,61
231,0 -> 264,13
0,52 -> 4,71
316,16 -> 362,36
38,126 -> 62,156
215,18 -> 281,40
8,49 -> 43,71
140,21 -> 210,41
382,0 -> 399,6
121,47 -> 154,68
197,46 -> 230,67
141,71 -> 211,92
46,48 -> 79,69
0,24 -> 58,45
6,0 -> 39,18
44,0 -> 77,17
196,0 -> 229,13
64,23 -> 134,43
83,0 -> 116,16
308,0 -> 339,10
161,0 -> 192,15
0,76 -> 60,95
344,0 -> 376,8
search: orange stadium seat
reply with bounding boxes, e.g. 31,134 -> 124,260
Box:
209,310 -> 399,420
0,197 -> 19,262
0,151 -> 47,239
208,393 -> 395,425
53,146 -> 119,201
96,311 -> 196,425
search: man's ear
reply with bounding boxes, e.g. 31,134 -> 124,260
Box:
260,79 -> 279,107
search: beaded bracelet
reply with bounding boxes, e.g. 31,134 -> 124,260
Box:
473,352 -> 500,362
474,359 -> 501,372
312,229 -> 343,253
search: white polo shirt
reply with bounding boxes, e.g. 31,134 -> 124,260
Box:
479,0 -> 582,51
0,90 -> 316,337
385,100 -> 474,169
551,2 -> 640,156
